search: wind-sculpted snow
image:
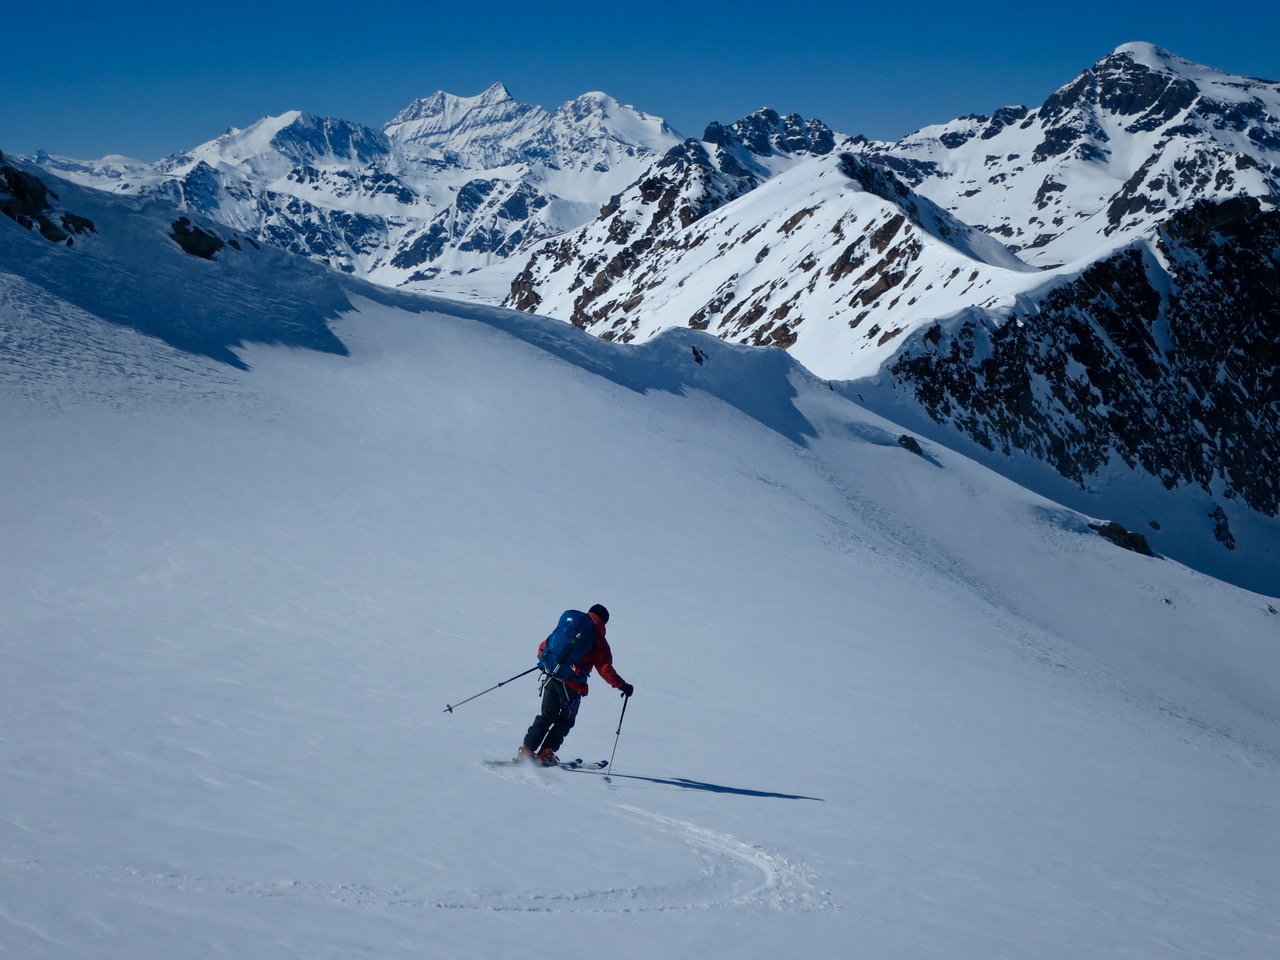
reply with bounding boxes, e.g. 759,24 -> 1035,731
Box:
373,290 -> 821,446
1,155 -> 350,367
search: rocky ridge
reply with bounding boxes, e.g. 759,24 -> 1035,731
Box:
499,44 -> 1280,581
857,42 -> 1280,266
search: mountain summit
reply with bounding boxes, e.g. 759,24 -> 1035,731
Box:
860,41 -> 1280,265
385,82 -> 549,167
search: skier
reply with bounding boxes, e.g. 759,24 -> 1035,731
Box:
517,603 -> 633,765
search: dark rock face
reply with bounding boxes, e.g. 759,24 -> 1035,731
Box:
980,106 -> 1030,140
1037,49 -> 1201,135
897,434 -> 925,456
704,108 -> 837,159
390,179 -> 551,276
1089,521 -> 1155,555
887,196 -> 1280,517
0,155 -> 97,245
170,217 -> 226,259
1,159 -> 54,220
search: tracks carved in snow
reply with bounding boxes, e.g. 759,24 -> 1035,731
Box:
1,805 -> 835,915
605,803 -> 834,913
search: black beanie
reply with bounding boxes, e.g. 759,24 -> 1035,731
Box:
588,603 -> 610,624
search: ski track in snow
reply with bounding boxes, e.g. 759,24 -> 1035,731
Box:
0,803 -> 835,917
603,804 -> 836,912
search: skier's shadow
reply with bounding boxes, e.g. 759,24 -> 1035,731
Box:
576,770 -> 823,801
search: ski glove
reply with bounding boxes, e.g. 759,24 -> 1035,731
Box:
619,682 -> 634,698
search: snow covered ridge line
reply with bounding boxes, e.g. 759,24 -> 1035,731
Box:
31,84 -> 685,292
504,149 -> 1036,376
507,42 -> 1280,365
1,150 -> 98,246
6,145 -> 1275,594
28,42 -> 1280,297
501,43 -> 1280,568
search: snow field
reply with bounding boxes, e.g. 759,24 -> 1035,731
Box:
2,291 -> 1279,958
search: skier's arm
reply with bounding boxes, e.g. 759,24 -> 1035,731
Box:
591,636 -> 627,690
597,660 -> 625,689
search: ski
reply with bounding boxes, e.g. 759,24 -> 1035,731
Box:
482,757 -> 608,771
559,758 -> 609,770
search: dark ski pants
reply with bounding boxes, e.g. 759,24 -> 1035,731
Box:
523,679 -> 581,754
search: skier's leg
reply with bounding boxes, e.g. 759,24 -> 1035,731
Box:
541,690 -> 581,753
524,681 -> 569,751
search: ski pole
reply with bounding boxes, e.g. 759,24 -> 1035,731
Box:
603,692 -> 630,782
443,666 -> 539,714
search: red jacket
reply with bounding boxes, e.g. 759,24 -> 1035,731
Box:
538,611 -> 624,695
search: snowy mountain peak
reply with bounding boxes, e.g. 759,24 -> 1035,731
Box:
542,92 -> 680,161
1050,40 -> 1280,122
561,90 -> 618,114
383,84 -> 548,165
1105,41 -> 1277,87
704,107 -> 839,160
858,41 -> 1280,267
552,91 -> 675,138
1105,41 -> 1203,76
387,82 -> 522,129
380,83 -> 681,176
152,110 -> 392,181
471,80 -> 516,104
259,112 -> 392,167
183,110 -> 313,166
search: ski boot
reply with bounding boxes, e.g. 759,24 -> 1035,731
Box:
536,748 -> 560,767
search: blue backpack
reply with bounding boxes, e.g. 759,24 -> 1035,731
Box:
538,609 -> 598,680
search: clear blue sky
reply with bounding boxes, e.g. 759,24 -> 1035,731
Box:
4,1 -> 1278,161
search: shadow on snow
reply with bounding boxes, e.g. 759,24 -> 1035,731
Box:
568,768 -> 824,800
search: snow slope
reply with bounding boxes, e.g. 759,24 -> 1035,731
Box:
3,199 -> 1280,958
510,149 -> 1037,380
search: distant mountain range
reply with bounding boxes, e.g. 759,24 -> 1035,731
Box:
34,82 -> 679,292
10,41 -> 1280,589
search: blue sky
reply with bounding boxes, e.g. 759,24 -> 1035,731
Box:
5,1 -> 1279,160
